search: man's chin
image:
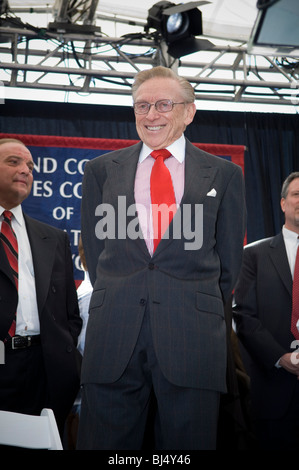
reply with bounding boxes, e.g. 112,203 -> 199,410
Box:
14,189 -> 31,204
293,217 -> 299,229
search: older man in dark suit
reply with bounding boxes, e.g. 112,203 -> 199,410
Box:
77,66 -> 246,450
0,138 -> 82,437
233,172 -> 299,449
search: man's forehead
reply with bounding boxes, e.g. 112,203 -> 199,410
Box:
137,77 -> 179,95
289,178 -> 299,190
0,142 -> 32,159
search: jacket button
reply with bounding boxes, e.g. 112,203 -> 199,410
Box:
148,263 -> 155,270
139,298 -> 146,306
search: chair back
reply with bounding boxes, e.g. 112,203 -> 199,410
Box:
0,408 -> 63,450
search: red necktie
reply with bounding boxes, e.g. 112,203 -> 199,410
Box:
1,210 -> 18,338
150,149 -> 177,252
291,240 -> 299,340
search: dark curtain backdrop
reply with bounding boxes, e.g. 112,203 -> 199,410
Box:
1,98 -> 299,243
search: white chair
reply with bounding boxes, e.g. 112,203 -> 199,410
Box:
0,408 -> 63,450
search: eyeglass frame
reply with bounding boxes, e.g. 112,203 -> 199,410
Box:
133,99 -> 187,115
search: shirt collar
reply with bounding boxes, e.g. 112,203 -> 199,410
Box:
0,204 -> 24,227
283,225 -> 299,242
139,134 -> 186,163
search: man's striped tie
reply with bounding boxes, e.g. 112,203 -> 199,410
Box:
1,210 -> 18,338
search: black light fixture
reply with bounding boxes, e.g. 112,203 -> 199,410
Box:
0,0 -> 9,16
248,0 -> 299,58
145,1 -> 213,59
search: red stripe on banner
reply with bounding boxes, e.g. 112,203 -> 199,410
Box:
0,133 -> 245,173
0,133 -> 139,150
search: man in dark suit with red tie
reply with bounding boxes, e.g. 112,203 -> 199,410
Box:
0,138 -> 82,437
77,66 -> 246,450
233,172 -> 299,450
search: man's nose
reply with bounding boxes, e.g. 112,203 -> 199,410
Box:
19,162 -> 30,174
147,104 -> 161,119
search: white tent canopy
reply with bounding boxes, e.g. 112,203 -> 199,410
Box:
8,0 -> 258,41
1,0 -> 299,113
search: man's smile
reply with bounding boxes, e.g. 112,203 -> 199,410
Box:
145,125 -> 166,131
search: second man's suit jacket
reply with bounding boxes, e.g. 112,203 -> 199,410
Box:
81,139 -> 246,394
0,213 -> 82,426
233,232 -> 298,419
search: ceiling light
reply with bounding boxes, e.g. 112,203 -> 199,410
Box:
145,1 -> 213,59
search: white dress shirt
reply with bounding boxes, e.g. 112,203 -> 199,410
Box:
0,205 -> 40,336
77,271 -> 92,355
283,225 -> 299,279
134,134 -> 186,255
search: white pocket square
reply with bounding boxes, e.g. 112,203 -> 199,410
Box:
207,188 -> 217,197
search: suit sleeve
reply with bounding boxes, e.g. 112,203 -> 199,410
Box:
81,160 -> 105,286
233,246 -> 287,369
63,231 -> 82,343
216,164 -> 246,304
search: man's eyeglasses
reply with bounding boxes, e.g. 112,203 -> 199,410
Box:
133,99 -> 186,115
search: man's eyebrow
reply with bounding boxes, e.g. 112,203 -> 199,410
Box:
4,155 -> 34,166
5,154 -> 22,160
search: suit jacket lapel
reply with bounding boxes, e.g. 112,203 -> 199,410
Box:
106,142 -> 149,256
269,232 -> 292,297
106,140 -> 219,257
106,142 -> 141,208
154,139 -> 218,255
181,139 -> 219,207
24,214 -> 57,314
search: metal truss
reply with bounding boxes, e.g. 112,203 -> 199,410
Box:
0,4 -> 299,106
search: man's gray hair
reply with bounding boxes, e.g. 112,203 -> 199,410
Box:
132,66 -> 195,103
281,172 -> 299,199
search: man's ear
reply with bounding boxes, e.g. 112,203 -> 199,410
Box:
185,102 -> 196,126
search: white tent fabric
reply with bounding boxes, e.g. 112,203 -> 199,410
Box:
9,0 -> 259,42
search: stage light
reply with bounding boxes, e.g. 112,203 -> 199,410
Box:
145,1 -> 213,59
248,0 -> 299,58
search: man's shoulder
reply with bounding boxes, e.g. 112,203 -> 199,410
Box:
87,141 -> 142,167
24,213 -> 67,239
244,233 -> 282,253
186,139 -> 241,172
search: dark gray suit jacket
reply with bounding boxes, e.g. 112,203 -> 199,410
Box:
233,233 -> 297,419
0,213 -> 82,425
81,139 -> 246,394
